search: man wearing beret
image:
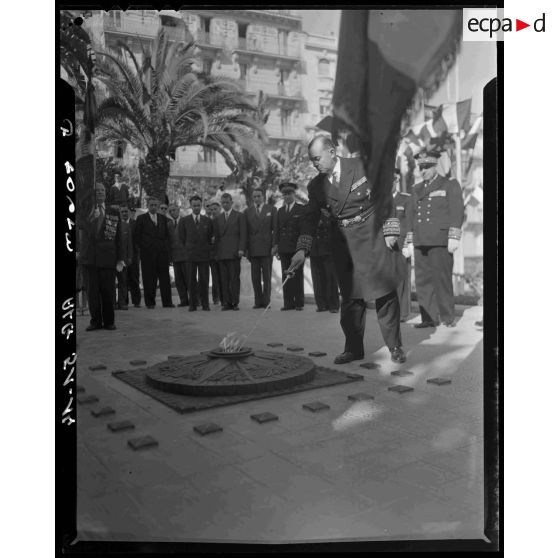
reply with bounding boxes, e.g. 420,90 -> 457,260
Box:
406,149 -> 465,328
289,136 -> 407,364
275,182 -> 306,311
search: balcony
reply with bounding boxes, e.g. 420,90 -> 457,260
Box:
234,37 -> 301,60
194,30 -> 226,49
102,12 -> 159,38
161,24 -> 189,43
239,80 -> 302,100
170,161 -> 229,178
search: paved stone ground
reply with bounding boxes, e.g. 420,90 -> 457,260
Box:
75,292 -> 485,543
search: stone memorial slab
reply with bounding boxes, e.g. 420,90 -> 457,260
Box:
346,373 -> 364,380
302,401 -> 330,412
427,377 -> 452,385
127,435 -> 159,450
287,345 -> 304,352
250,412 -> 279,424
107,420 -> 135,433
391,370 -> 414,377
308,351 -> 327,357
193,423 -> 223,436
388,385 -> 414,394
77,394 -> 99,405
360,362 -> 380,370
347,392 -> 374,401
91,406 -> 116,418
130,359 -> 147,366
267,343 -> 283,347
88,364 -> 106,371
76,385 -> 85,393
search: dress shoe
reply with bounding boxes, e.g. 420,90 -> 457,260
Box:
333,352 -> 364,364
252,305 -> 260,309
178,302 -> 189,307
329,308 -> 339,313
232,305 -> 239,311
188,307 -> 197,312
295,306 -> 304,311
222,306 -> 231,311
147,305 -> 155,309
443,321 -> 456,328
85,324 -> 102,332
390,347 -> 407,363
414,321 -> 438,328
202,306 -> 211,311
104,324 -> 117,331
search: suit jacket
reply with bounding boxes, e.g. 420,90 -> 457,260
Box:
107,184 -> 129,207
409,175 -> 465,246
299,157 -> 405,301
245,204 -> 277,257
178,214 -> 213,262
214,210 -> 247,261
392,191 -> 412,248
133,212 -> 170,262
79,207 -> 122,268
309,212 -> 334,258
167,217 -> 188,263
118,219 -> 135,266
275,203 -> 305,254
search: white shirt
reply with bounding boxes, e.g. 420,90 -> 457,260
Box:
330,158 -> 341,184
224,210 -> 232,220
285,202 -> 294,213
150,212 -> 158,225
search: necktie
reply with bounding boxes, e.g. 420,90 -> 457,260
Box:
96,205 -> 104,234
257,205 -> 261,215
195,216 -> 199,225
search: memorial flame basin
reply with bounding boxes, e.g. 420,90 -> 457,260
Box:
145,348 -> 317,396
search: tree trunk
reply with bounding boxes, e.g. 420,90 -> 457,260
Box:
139,151 -> 170,204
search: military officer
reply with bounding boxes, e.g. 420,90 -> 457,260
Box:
407,150 -> 465,328
289,136 -> 407,364
274,182 -> 306,311
309,211 -> 340,313
392,169 -> 413,321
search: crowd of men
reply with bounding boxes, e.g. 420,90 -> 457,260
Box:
77,139 -> 464,366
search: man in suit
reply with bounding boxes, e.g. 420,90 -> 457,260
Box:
167,203 -> 189,307
179,195 -> 213,311
107,172 -> 129,210
214,192 -> 247,311
133,196 -> 174,309
206,201 -> 222,305
407,150 -> 465,328
79,184 -> 124,331
115,205 -> 135,310
245,187 -> 277,309
274,182 -> 306,311
128,205 -> 142,308
289,136 -> 407,364
392,169 -> 413,321
309,211 -> 340,313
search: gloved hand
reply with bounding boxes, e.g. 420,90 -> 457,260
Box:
385,236 -> 398,251
116,261 -> 125,272
448,238 -> 460,254
402,243 -> 413,259
288,250 -> 306,273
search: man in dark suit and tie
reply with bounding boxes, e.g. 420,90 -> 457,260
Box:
128,205 -> 142,308
133,196 -> 174,309
115,205 -> 135,310
167,203 -> 189,307
206,200 -> 223,305
245,187 -> 277,308
79,184 -> 124,331
274,182 -> 306,311
214,192 -> 247,311
179,195 -> 214,311
289,136 -> 407,364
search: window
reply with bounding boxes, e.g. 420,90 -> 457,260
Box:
202,58 -> 212,75
239,63 -> 248,80
278,30 -> 288,55
200,16 -> 211,33
115,140 -> 125,159
319,98 -> 330,116
318,58 -> 330,77
280,108 -> 292,135
238,23 -> 248,39
203,148 -> 216,163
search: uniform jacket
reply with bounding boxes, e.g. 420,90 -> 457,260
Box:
275,203 -> 305,255
107,184 -> 129,207
214,209 -> 247,261
309,212 -> 334,258
299,157 -> 405,301
409,175 -> 465,247
118,219 -> 135,266
167,216 -> 188,263
392,191 -> 413,248
245,203 -> 277,257
79,207 -> 122,268
133,212 -> 170,262
178,214 -> 213,262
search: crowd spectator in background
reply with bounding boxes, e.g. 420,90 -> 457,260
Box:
108,172 -> 129,210
115,205 -> 135,311
206,201 -> 222,306
167,203 -> 190,308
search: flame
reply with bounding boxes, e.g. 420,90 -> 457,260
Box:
219,332 -> 247,353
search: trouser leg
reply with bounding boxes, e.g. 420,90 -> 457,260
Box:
86,266 -> 101,327
375,290 -> 402,349
219,260 -> 231,307
186,262 -> 198,308
231,258 -> 241,306
141,259 -> 157,307
128,259 -> 141,305
280,254 -> 294,308
198,262 -> 210,308
116,268 -> 128,306
324,256 -> 339,311
397,258 -> 412,319
98,268 -> 116,326
310,256 -> 326,309
414,246 -> 439,323
340,298 -> 366,355
173,261 -> 189,305
261,256 -> 272,306
430,246 -> 455,323
251,258 -> 263,306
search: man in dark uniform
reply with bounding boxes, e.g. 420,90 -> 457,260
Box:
407,150 -> 465,328
128,205 -> 142,308
115,205 -> 135,310
206,201 -> 222,306
168,203 -> 189,307
214,192 -> 247,311
133,196 -> 174,309
107,172 -> 129,210
79,184 -> 124,331
289,136 -> 407,364
274,182 -> 306,311
245,187 -> 277,308
179,195 -> 214,311
309,211 -> 340,313
392,169 -> 413,321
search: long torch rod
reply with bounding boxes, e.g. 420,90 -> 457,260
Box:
238,272 -> 293,349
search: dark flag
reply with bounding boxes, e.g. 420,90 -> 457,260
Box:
332,9 -> 462,222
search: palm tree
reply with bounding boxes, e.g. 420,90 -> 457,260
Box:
94,28 -> 268,201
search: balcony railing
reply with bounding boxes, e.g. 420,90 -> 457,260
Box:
235,36 -> 300,58
102,12 -> 159,37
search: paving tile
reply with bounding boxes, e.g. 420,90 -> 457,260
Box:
193,423 -> 223,436
107,420 -> 135,433
89,364 -> 107,371
77,394 -> 99,405
308,351 -> 327,357
302,401 -> 330,412
359,362 -> 380,370
127,435 -> 159,451
347,392 -> 374,401
391,370 -> 414,377
76,385 -> 86,393
286,345 -> 304,352
129,359 -> 147,366
266,343 -> 283,347
427,377 -> 452,385
250,412 -> 279,424
388,385 -> 414,394
91,406 -> 116,418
